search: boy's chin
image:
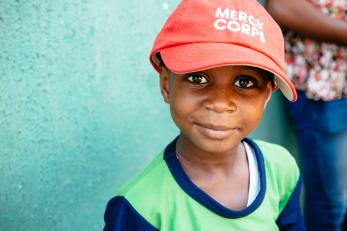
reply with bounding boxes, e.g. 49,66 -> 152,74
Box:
192,137 -> 242,155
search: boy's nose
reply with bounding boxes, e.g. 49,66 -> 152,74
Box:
203,88 -> 237,113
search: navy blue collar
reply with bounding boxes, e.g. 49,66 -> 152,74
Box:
164,136 -> 266,218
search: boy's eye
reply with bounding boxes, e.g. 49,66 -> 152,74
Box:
234,77 -> 257,88
186,73 -> 208,84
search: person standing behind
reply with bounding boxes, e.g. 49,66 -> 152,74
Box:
266,1 -> 347,231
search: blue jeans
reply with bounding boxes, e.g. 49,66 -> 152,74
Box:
286,91 -> 347,231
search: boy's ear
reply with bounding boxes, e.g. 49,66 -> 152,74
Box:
159,66 -> 171,103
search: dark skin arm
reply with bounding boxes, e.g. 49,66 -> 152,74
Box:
265,0 -> 347,46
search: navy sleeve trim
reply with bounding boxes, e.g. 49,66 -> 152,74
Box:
276,177 -> 306,231
103,196 -> 158,231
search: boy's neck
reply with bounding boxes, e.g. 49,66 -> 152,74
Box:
175,135 -> 247,177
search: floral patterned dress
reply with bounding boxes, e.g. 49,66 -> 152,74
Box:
284,0 -> 347,101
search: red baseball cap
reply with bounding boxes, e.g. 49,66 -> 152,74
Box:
149,0 -> 297,101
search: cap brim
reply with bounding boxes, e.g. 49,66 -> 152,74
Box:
158,43 -> 297,101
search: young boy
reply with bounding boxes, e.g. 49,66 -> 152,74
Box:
104,0 -> 305,230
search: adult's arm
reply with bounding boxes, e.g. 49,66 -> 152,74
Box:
265,0 -> 347,46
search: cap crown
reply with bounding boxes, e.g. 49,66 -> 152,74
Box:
150,0 -> 284,72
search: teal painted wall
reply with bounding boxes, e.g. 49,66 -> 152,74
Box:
258,0 -> 266,5
0,1 -> 296,230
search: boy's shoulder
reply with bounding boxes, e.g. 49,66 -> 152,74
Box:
253,139 -> 299,173
117,150 -> 169,197
252,139 -> 301,212
111,149 -> 180,229
253,139 -> 300,181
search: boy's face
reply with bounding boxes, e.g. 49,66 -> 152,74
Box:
160,65 -> 273,154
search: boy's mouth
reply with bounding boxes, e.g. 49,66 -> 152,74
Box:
194,122 -> 238,140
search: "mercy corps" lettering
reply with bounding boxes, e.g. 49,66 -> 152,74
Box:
213,8 -> 266,44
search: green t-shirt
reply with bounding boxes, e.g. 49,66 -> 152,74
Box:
104,137 -> 305,231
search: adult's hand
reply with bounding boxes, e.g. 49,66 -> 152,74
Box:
265,0 -> 347,46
